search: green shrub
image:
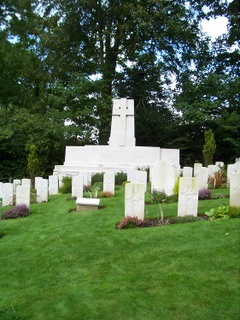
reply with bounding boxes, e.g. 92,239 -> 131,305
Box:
3,204 -> 30,219
229,206 -> 240,218
59,176 -> 72,194
91,173 -> 103,184
115,172 -> 127,185
101,191 -> 114,198
205,205 -> 229,220
173,177 -> 180,196
85,182 -> 103,198
208,170 -> 227,189
168,215 -> 204,224
151,190 -> 167,203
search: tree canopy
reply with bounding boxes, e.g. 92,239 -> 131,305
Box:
0,0 -> 239,178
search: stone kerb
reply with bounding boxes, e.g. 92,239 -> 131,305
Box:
151,160 -> 175,196
72,175 -> 84,198
230,173 -> 240,207
178,177 -> 199,217
103,173 -> 115,195
16,185 -> 30,208
125,183 -> 145,220
76,197 -> 100,212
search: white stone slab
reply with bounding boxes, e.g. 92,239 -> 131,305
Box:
109,98 -> 135,147
151,160 -> 175,196
76,197 -> 100,211
125,183 -> 145,220
178,177 -> 199,217
127,170 -> 147,192
215,161 -> 224,168
2,183 -> 14,207
72,174 -> 84,198
36,179 -> 48,203
103,173 -> 115,195
230,173 -> 240,207
49,175 -> 59,195
16,185 -> 30,208
183,167 -> 193,177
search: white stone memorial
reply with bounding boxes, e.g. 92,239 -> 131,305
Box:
178,177 -> 199,217
72,174 -> 84,198
16,185 -> 30,208
127,170 -> 147,192
2,183 -> 14,207
36,179 -> 48,203
49,175 -> 59,195
151,160 -> 175,196
103,173 -> 115,195
53,98 -> 180,176
230,173 -> 240,207
125,183 -> 145,220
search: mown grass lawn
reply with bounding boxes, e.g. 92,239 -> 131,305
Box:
0,187 -> 239,320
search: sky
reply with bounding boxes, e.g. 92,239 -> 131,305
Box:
201,16 -> 228,40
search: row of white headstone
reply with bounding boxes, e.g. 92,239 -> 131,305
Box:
125,160 -> 240,219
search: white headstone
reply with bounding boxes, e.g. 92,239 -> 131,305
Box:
49,175 -> 59,195
230,173 -> 240,207
183,167 -> 193,177
178,177 -> 199,217
35,177 -> 43,190
0,182 -> 3,199
208,164 -> 220,176
2,183 -> 14,207
151,160 -> 175,196
215,161 -> 224,168
16,185 -> 30,208
103,173 -> 115,195
109,98 -> 136,147
127,170 -> 147,192
21,178 -> 31,189
36,179 -> 48,203
193,163 -> 202,178
13,179 -> 21,195
72,174 -> 84,198
199,167 -> 209,190
125,183 -> 145,220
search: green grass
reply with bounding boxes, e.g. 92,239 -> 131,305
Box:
0,188 -> 239,320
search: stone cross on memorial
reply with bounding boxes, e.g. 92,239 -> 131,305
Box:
108,98 -> 136,147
